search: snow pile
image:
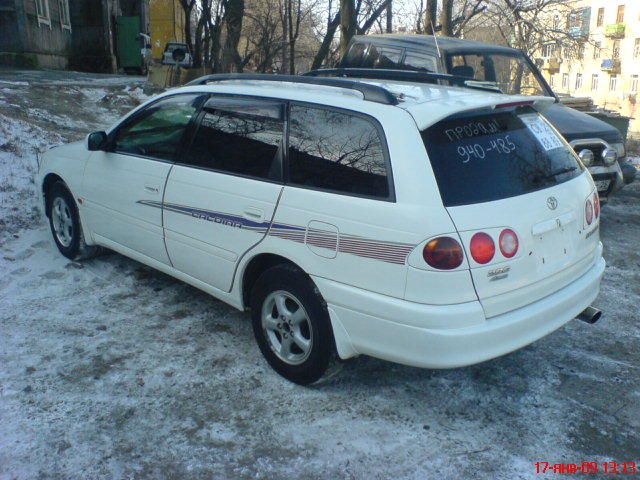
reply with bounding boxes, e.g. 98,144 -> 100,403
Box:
0,113 -> 63,242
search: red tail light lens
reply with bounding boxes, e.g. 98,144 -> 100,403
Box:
423,237 -> 464,270
594,193 -> 600,219
585,199 -> 593,225
499,229 -> 519,258
470,232 -> 495,264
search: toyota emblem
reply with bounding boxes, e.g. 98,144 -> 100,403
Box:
547,197 -> 558,210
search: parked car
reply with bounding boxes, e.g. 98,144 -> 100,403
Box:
337,34 -> 636,199
38,73 -> 604,384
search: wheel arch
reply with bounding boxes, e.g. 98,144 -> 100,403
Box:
240,253 -> 305,310
42,173 -> 66,217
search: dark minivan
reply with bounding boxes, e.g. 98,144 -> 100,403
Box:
336,34 -> 636,199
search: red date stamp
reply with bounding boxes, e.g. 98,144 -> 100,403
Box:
535,461 -> 638,475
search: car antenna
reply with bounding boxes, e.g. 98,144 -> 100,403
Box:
431,21 -> 442,59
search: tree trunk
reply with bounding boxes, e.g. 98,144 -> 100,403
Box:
424,0 -> 437,34
340,0 -> 356,57
311,12 -> 340,70
440,0 -> 453,36
385,0 -> 392,33
221,0 -> 245,72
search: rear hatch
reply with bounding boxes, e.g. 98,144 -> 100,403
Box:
421,106 -> 601,318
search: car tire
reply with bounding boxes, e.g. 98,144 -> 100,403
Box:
250,265 -> 333,385
47,181 -> 99,261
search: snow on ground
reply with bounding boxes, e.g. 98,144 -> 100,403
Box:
0,69 -> 639,480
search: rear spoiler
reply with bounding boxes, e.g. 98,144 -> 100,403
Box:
406,95 -> 555,131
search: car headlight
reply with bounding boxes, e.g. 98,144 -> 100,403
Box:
610,142 -> 626,159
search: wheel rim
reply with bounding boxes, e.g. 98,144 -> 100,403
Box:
51,196 -> 74,248
261,290 -> 313,365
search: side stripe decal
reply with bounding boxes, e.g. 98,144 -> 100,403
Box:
138,200 -> 414,265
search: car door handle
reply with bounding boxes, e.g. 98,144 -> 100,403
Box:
243,207 -> 264,222
144,184 -> 160,194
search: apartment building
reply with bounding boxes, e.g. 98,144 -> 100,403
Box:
536,0 -> 640,135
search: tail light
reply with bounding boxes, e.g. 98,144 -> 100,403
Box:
470,232 -> 495,264
499,229 -> 519,258
585,199 -> 594,225
594,193 -> 600,219
423,237 -> 464,270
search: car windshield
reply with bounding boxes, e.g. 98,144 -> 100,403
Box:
446,52 -> 552,97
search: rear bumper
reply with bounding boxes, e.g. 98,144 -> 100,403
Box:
315,250 -> 605,369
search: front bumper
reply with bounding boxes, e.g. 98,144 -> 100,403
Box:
316,250 -> 605,369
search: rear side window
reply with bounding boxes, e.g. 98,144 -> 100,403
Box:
288,105 -> 390,199
403,52 -> 438,72
421,108 -> 584,206
183,98 -> 284,180
365,45 -> 403,69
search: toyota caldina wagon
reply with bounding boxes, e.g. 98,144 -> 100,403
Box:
38,73 -> 605,384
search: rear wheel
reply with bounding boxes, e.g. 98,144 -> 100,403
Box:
250,265 -> 333,385
47,181 -> 99,261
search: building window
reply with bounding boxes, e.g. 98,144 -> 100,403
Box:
597,8 -> 604,26
634,39 -> 640,58
549,74 -> 555,87
609,75 -> 618,91
616,5 -> 625,23
612,40 -> 621,59
631,75 -> 638,93
593,41 -> 601,59
542,44 -> 554,58
35,0 -> 50,26
58,0 -> 70,30
591,74 -> 599,91
575,73 -> 583,90
562,73 -> 569,89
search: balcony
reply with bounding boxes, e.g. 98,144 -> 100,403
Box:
569,25 -> 590,40
568,8 -> 591,40
601,59 -> 621,74
605,23 -> 625,38
537,57 -> 562,73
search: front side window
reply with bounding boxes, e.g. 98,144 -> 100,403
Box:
447,53 -> 550,96
288,105 -> 390,199
182,98 -> 284,180
421,108 -> 583,206
112,94 -> 202,161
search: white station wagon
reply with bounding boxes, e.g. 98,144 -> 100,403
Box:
38,73 -> 605,384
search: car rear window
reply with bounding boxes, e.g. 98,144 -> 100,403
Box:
421,108 -> 584,206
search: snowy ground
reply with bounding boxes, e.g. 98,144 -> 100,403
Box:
0,69 -> 639,480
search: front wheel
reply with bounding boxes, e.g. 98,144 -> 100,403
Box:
47,181 -> 98,261
250,265 -> 333,385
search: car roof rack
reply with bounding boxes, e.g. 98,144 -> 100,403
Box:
305,68 -> 502,93
185,73 -> 399,106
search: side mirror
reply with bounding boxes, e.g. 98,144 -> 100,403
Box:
87,131 -> 108,151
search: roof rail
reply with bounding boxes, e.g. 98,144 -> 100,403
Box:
304,68 -> 474,87
185,73 -> 399,106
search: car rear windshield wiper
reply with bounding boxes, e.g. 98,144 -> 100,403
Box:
533,166 -> 577,183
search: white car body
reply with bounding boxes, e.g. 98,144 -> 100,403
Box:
37,78 -> 605,370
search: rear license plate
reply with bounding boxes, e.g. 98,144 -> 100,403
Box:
595,179 -> 610,192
